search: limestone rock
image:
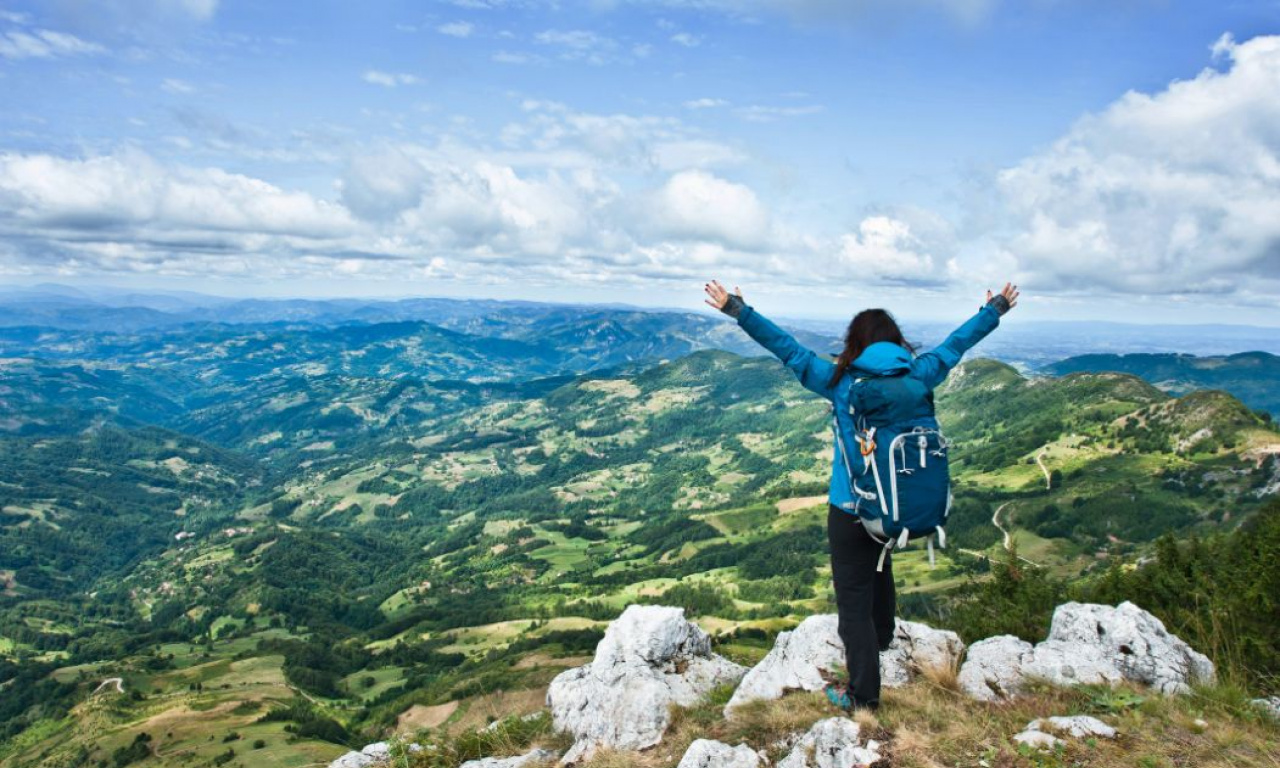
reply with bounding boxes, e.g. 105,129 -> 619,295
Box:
329,742 -> 393,768
957,635 -> 1035,701
329,752 -> 379,768
1012,729 -> 1063,750
1251,696 -> 1280,720
460,748 -> 558,768
724,616 -> 963,714
776,717 -> 881,768
879,620 -> 965,688
1013,714 -> 1116,751
1033,716 -> 1117,739
959,602 -> 1214,702
724,615 -> 843,714
362,743 -> 391,761
547,605 -> 746,763
675,740 -> 764,768
1026,602 -> 1215,695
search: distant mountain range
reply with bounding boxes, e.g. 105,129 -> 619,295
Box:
1043,351 -> 1280,417
5,284 -> 1280,369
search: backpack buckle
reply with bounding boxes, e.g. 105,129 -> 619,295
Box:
856,426 -> 877,456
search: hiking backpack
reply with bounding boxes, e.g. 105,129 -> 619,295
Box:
832,373 -> 952,571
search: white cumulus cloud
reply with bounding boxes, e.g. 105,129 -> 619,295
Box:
646,170 -> 772,251
997,33 -> 1280,296
832,216 -> 942,285
0,150 -> 353,237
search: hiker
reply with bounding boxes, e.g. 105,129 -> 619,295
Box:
703,279 -> 1019,711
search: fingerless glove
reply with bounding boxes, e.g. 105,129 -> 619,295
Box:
987,294 -> 1011,316
720,294 -> 746,319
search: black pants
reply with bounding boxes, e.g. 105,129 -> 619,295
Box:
827,505 -> 896,707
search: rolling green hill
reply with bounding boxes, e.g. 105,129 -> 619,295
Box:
2,323 -> 1278,767
1043,351 -> 1280,418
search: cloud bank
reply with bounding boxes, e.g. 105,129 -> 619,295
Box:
1,33 -> 1278,308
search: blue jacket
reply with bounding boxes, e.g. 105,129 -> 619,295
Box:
736,303 -> 1001,512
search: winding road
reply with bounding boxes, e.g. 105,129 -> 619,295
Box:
93,677 -> 124,695
992,502 -> 1012,550
1036,449 -> 1051,490
990,503 -> 1041,567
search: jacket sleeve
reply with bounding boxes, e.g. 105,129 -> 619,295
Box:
735,304 -> 838,401
912,303 -> 1001,389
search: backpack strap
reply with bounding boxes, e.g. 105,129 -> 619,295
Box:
857,515 -> 898,572
876,539 -> 893,572
868,434 -> 890,520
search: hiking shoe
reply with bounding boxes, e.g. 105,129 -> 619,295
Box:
825,684 -> 853,712
825,684 -> 881,713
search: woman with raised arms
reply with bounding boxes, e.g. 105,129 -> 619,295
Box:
703,279 -> 1019,711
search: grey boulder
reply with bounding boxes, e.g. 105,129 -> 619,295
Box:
1251,696 -> 1280,720
1013,714 -> 1116,750
957,635 -> 1035,701
329,742 -> 392,768
957,602 -> 1214,701
1031,715 -> 1117,739
547,605 -> 746,763
460,749 -> 559,768
725,615 -> 963,714
1012,729 -> 1063,750
776,717 -> 881,768
675,740 -> 764,768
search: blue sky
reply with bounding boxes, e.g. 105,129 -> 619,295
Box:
1,0 -> 1278,323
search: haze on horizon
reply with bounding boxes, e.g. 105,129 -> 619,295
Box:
1,0 -> 1279,325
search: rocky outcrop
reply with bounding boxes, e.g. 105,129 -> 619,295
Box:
776,718 -> 881,768
547,605 -> 746,763
724,615 -> 963,714
460,749 -> 559,768
675,740 -> 764,768
957,602 -> 1214,701
957,635 -> 1035,701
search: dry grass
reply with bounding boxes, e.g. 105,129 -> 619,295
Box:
564,680 -> 1280,768
874,680 -> 1280,768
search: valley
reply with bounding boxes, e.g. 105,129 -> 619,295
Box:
1,301 -> 1277,767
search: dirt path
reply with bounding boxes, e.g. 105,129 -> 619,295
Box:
93,677 -> 124,694
990,503 -> 1041,567
992,503 -> 1012,550
1036,450 -> 1051,490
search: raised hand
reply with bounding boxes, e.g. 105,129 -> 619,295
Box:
703,280 -> 743,311
986,282 -> 1020,313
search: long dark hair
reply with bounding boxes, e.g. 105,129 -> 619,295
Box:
827,308 -> 917,388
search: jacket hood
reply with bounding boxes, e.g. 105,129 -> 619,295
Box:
850,341 -> 912,375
